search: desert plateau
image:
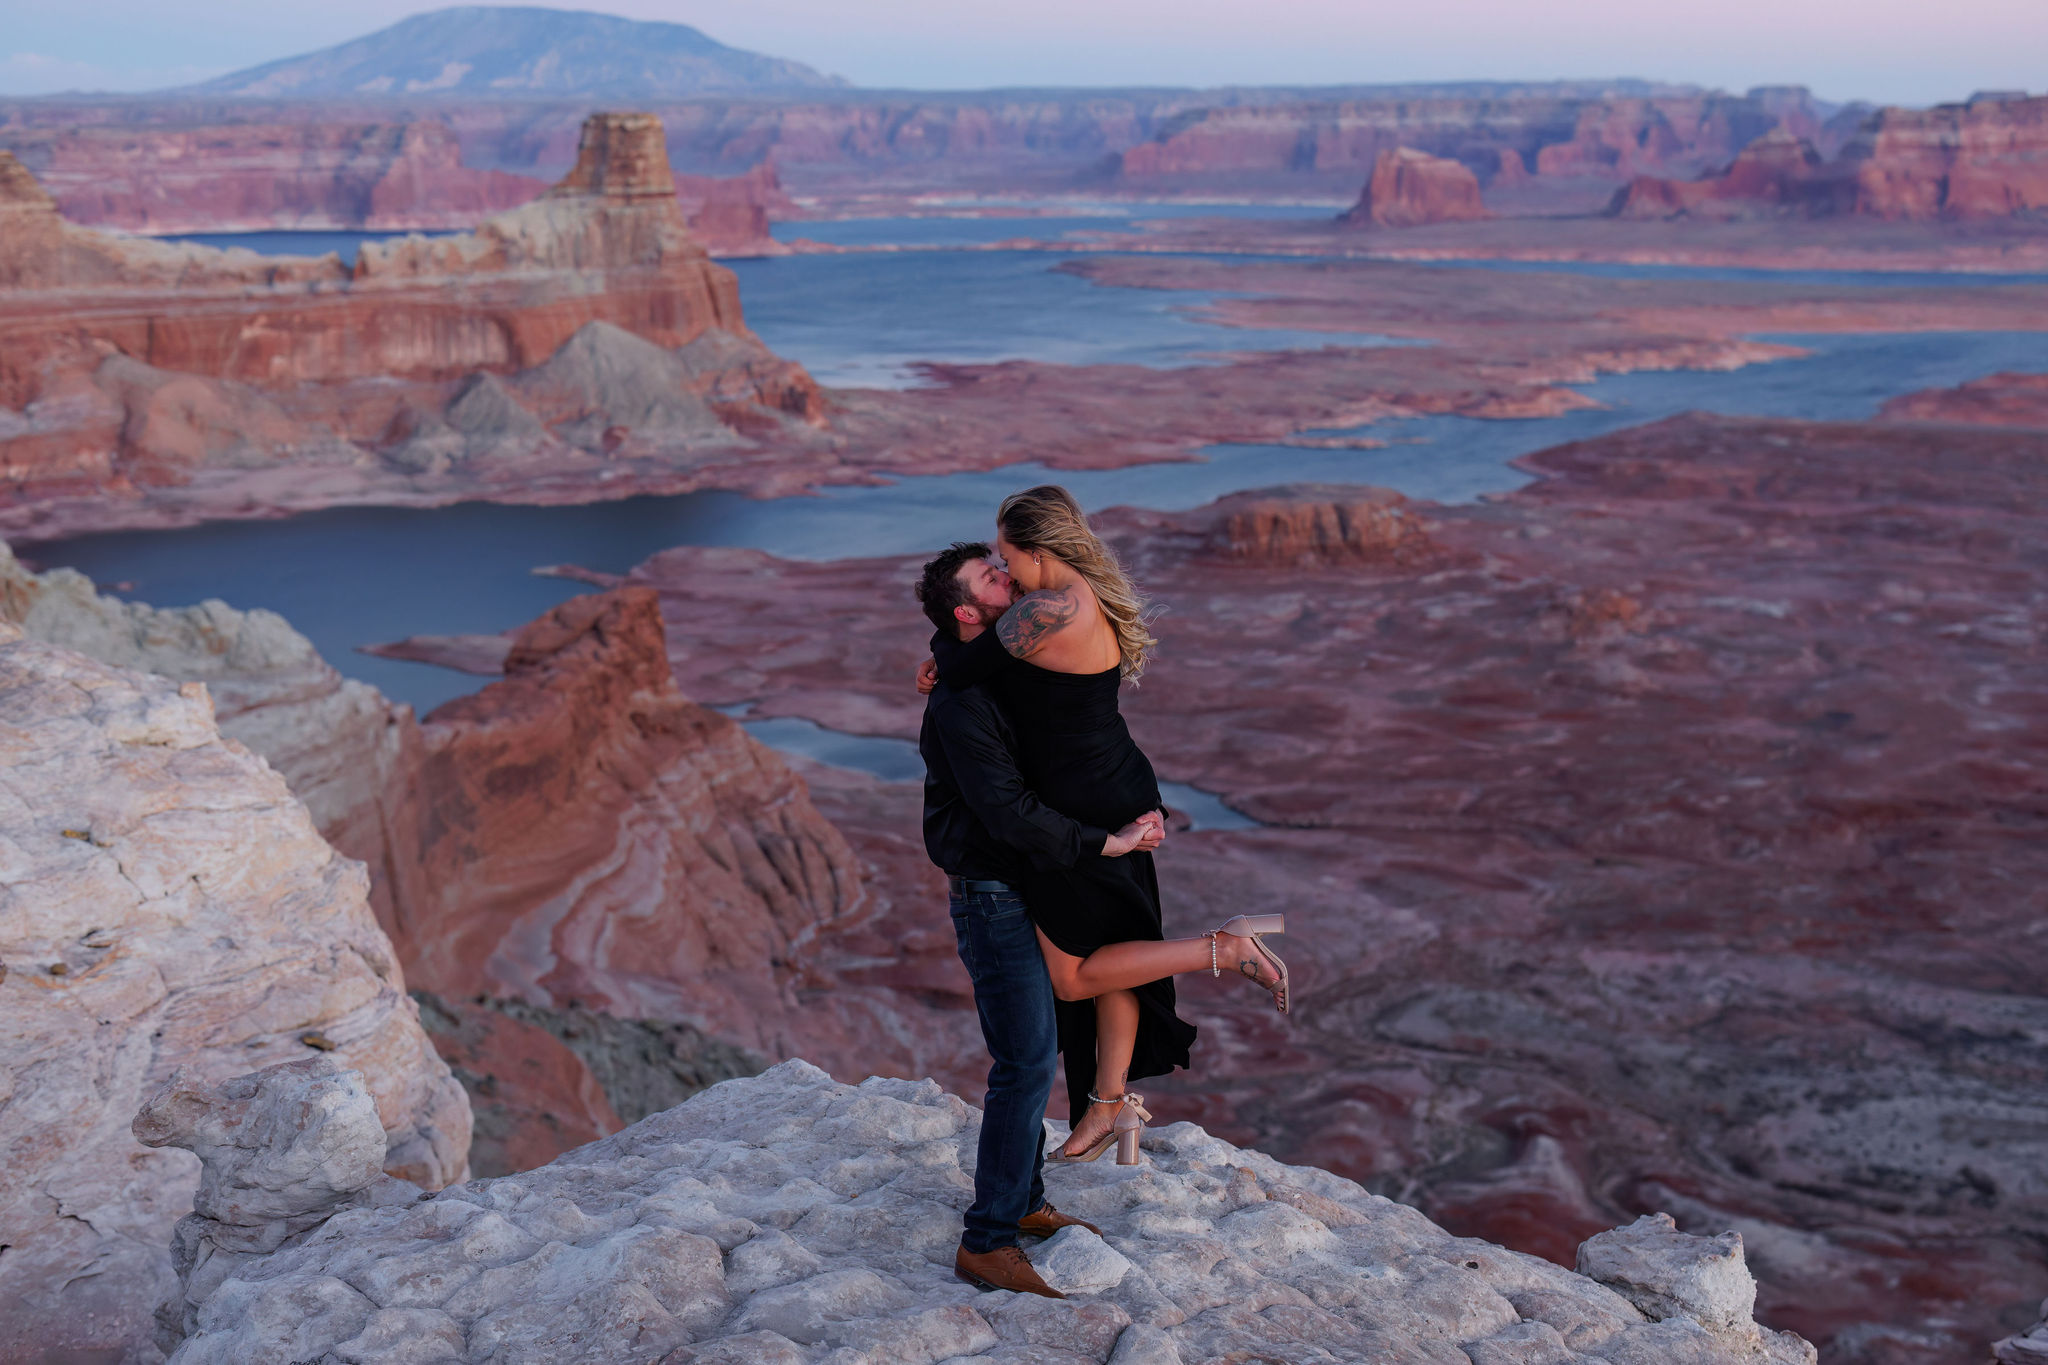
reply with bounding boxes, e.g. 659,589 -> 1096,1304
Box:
1,5 -> 2044,1364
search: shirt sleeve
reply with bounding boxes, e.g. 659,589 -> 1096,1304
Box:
933,625 -> 1011,691
932,698 -> 1111,869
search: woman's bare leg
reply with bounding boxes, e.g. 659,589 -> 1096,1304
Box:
1060,989 -> 1140,1157
1035,927 -> 1277,1004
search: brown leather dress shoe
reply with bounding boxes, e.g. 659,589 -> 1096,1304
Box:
1018,1202 -> 1101,1238
954,1243 -> 1065,1298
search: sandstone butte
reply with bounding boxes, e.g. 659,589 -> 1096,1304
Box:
133,1054 -> 1817,1364
612,378 -> 2048,1363
0,109 -> 822,533
1611,93 -> 2048,219
1339,147 -> 1492,228
0,620 -> 470,1363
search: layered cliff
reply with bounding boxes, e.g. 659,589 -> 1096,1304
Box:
1112,89 -> 1819,192
1339,147 -> 1491,227
143,1057 -> 1815,1364
0,111 -> 821,537
1612,94 -> 2048,220
0,623 -> 469,1363
0,119 -> 543,232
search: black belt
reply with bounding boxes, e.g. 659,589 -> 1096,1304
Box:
947,876 -> 1013,895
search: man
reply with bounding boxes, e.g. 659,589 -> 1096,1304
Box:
916,542 -> 1164,1299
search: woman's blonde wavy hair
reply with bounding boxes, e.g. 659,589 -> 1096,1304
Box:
997,484 -> 1157,681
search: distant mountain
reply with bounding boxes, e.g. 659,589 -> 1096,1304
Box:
183,6 -> 847,99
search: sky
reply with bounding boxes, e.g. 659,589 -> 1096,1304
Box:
3,0 -> 2043,106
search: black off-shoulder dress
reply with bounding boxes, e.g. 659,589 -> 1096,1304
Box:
937,629 -> 1198,1120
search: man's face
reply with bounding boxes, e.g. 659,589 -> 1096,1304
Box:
954,556 -> 1016,629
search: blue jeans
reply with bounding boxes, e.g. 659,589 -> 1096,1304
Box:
949,885 -> 1058,1253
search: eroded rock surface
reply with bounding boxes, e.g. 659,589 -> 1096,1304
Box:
0,624 -> 468,1363
158,1058 -> 1811,1365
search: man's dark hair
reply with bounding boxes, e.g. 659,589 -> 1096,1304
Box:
916,541 -> 991,636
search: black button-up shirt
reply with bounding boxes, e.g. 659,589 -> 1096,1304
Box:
920,630 -> 1109,881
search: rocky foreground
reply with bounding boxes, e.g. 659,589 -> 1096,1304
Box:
143,1055 -> 1813,1365
0,623 -> 470,1360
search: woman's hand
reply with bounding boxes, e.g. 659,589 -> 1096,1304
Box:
1102,810 -> 1165,857
915,657 -> 938,694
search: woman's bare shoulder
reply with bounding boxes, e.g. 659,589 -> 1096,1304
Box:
997,585 -> 1086,658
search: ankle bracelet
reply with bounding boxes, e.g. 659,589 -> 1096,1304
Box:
1086,1090 -> 1126,1106
1208,933 -> 1220,978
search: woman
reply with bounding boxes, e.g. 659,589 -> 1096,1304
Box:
935,485 -> 1289,1165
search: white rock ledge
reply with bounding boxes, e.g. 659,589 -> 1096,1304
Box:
152,1059 -> 1817,1365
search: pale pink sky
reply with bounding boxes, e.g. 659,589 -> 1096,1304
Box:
4,0 -> 2042,104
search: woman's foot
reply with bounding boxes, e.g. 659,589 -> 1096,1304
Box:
1060,1095 -> 1125,1158
1213,932 -> 1281,991
1208,914 -> 1289,1014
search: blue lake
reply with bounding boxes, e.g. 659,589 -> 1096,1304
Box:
23,236 -> 2048,726
774,201 -> 1341,250
726,251 -> 1416,387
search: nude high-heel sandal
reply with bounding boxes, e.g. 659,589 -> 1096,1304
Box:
1208,914 -> 1289,1014
1050,1091 -> 1152,1165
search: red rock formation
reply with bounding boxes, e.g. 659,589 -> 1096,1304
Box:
1208,484 -> 1441,566
1839,93 -> 2048,218
1880,369 -> 2048,426
0,112 -> 821,524
1116,91 -> 1800,191
1340,147 -> 1491,227
676,159 -> 794,254
0,119 -> 543,232
1613,95 -> 2048,221
1609,128 -> 1835,219
393,587 -> 884,1061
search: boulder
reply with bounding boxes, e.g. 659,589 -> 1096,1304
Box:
1575,1212 -> 1755,1333
154,1059 -> 1817,1364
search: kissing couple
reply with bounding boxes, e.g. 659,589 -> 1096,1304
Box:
916,485 -> 1293,1299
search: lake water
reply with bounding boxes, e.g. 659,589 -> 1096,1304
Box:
773,201 -> 1341,250
726,251 -> 1417,387
26,234 -> 2048,733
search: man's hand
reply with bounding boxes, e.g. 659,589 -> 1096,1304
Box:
915,656 -> 938,695
1103,810 -> 1166,858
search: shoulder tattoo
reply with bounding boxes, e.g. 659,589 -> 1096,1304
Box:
998,586 -> 1081,657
